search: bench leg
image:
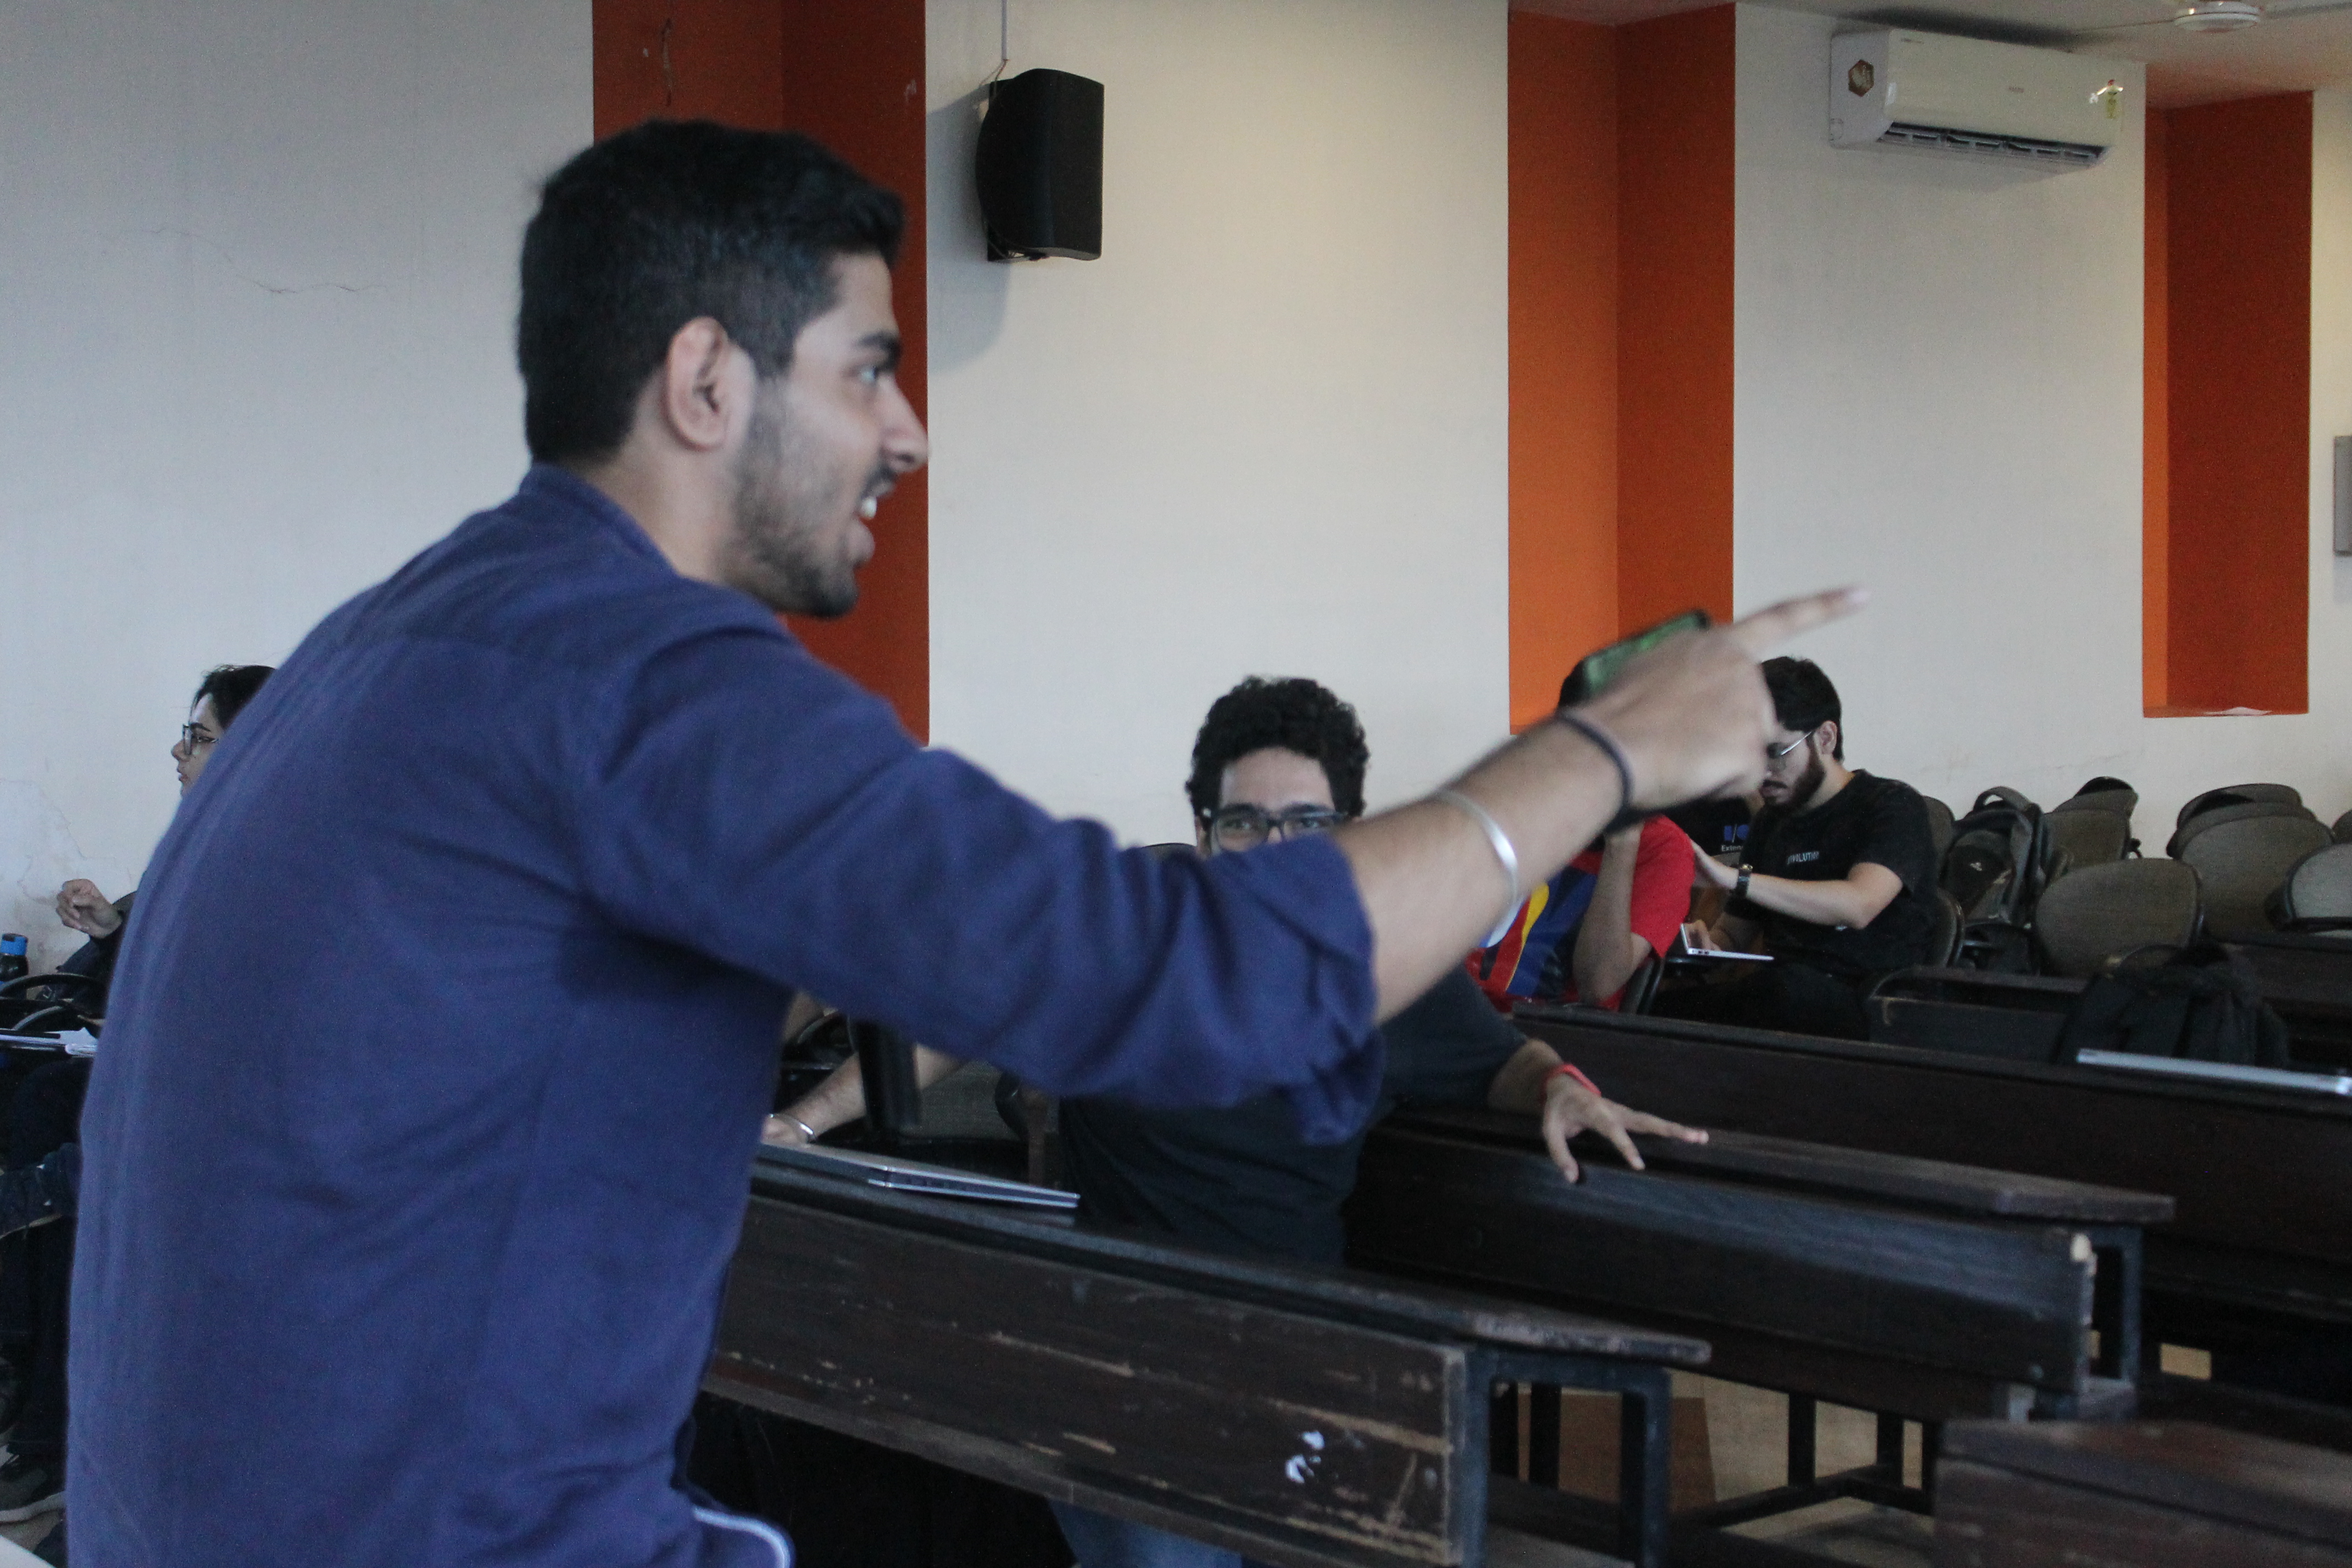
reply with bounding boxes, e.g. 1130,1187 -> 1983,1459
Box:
1617,1374 -> 1672,1568
1875,1412 -> 1905,1480
1527,1384 -> 1561,1490
1489,1381 -> 1521,1480
1787,1394 -> 1816,1487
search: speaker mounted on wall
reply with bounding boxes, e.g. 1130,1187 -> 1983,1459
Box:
976,68 -> 1103,261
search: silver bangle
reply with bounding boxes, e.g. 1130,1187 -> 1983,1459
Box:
1434,788 -> 1523,950
772,1114 -> 819,1141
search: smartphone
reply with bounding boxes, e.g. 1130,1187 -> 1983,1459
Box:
1558,608 -> 1712,706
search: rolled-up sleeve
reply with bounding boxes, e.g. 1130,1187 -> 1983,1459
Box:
569,623 -> 1385,1143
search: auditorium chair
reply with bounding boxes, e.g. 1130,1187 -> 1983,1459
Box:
2268,842 -> 2352,935
2175,814 -> 2334,940
2044,806 -> 2131,870
1920,794 -> 1955,861
1928,887 -> 1965,967
2175,782 -> 2302,829
2032,860 -> 2203,978
2164,797 -> 2318,859
2334,808 -> 2352,845
1616,951 -> 1664,1015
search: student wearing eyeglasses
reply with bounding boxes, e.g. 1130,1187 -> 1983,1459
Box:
1663,658 -> 1938,1039
772,674 -> 1703,1568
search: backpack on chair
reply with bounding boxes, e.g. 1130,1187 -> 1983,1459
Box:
2054,942 -> 2291,1068
1941,787 -> 2053,972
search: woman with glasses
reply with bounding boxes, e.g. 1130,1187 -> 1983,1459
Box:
0,662 -> 275,1555
53,664 -> 275,964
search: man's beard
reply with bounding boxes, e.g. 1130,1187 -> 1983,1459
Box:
1780,748 -> 1828,812
721,393 -> 874,619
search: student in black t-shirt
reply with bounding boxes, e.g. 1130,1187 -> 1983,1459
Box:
1658,658 -> 1937,1040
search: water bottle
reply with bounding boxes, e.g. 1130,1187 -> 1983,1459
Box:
0,935 -> 26,986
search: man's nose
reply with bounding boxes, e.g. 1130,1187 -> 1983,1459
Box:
881,381 -> 928,476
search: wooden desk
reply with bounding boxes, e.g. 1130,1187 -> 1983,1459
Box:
1516,1005 -> 2352,1363
1937,1418 -> 2352,1567
710,1156 -> 1706,1568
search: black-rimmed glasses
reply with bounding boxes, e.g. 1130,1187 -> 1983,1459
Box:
179,723 -> 220,752
1206,805 -> 1345,852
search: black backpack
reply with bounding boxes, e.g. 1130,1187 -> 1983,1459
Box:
2055,943 -> 2292,1068
1942,787 -> 2052,971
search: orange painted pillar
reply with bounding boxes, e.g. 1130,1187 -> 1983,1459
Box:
1614,6 -> 1736,638
1508,14 -> 1621,729
2158,92 -> 2311,716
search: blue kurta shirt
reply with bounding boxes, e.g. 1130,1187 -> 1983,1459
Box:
70,467 -> 1382,1568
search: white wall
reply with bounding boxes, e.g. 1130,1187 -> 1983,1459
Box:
0,1 -> 589,967
1734,4 -> 2351,840
924,0 -> 1512,845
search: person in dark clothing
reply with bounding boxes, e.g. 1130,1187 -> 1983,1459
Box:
50,663 -> 277,1003
1658,658 -> 1937,1039
776,677 -> 1704,1568
0,663 -> 274,1551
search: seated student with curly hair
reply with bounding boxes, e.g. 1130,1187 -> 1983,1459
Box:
772,675 -> 1705,1568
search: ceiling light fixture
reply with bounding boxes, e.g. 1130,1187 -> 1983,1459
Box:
2174,2 -> 2264,32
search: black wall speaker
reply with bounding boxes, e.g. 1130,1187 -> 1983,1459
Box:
976,68 -> 1103,261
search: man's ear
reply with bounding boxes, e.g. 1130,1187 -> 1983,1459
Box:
1194,818 -> 1212,856
1819,719 -> 1842,759
655,317 -> 748,455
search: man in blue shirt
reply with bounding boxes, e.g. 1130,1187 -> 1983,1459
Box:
71,122 -> 1852,1568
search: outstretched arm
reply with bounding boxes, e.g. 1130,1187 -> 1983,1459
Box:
1341,591 -> 1864,1019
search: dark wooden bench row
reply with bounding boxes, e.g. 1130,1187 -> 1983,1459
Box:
1515,1004 -> 2352,1363
1938,1417 -> 2352,1567
710,1155 -> 1703,1568
1864,941 -> 2352,1069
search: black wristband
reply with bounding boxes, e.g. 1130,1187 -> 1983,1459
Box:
1735,867 -> 1752,901
1554,711 -> 1644,835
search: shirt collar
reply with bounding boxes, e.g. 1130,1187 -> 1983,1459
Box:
515,462 -> 673,570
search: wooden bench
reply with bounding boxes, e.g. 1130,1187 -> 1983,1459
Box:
2233,934 -> 2352,1066
1344,1111 -> 2163,1550
709,1153 -> 1707,1568
1513,1005 -> 2352,1371
1866,956 -> 2352,1069
1937,1418 -> 2352,1567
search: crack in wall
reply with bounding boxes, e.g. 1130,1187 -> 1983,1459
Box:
147,226 -> 384,298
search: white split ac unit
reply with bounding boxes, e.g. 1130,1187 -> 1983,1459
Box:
1830,29 -> 2126,169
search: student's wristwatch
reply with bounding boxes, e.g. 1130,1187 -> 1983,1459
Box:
1734,867 -> 1752,900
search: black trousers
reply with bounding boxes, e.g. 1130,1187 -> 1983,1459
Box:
1651,961 -> 1872,1041
0,1059 -> 89,1460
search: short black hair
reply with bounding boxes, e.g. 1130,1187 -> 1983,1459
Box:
517,120 -> 905,465
1186,678 -> 1369,823
194,665 -> 274,731
1761,657 -> 1843,759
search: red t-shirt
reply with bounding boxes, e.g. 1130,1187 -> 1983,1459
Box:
1465,815 -> 1696,1010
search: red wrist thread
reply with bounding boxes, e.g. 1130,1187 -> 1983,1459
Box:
1547,1063 -> 1600,1097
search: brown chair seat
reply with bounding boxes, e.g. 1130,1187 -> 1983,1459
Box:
2176,815 -> 2334,940
2033,860 -> 2202,979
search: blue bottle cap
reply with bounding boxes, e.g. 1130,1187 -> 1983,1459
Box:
0,935 -> 24,955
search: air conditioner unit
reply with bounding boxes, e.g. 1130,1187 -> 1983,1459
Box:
1830,29 -> 2125,168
